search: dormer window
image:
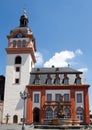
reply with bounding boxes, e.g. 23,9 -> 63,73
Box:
35,79 -> 39,84
55,79 -> 60,84
75,74 -> 81,84
46,74 -> 52,84
54,74 -> 60,84
62,74 -> 69,85
47,79 -> 52,84
34,74 -> 40,84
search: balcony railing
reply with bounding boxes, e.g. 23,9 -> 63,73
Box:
44,100 -> 71,106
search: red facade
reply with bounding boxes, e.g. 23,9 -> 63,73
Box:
26,84 -> 90,125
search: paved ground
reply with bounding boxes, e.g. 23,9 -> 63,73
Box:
0,124 -> 92,130
0,124 -> 32,130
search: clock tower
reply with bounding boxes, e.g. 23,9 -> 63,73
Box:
3,9 -> 36,124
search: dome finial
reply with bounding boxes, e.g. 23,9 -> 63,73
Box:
23,7 -> 27,18
20,7 -> 28,27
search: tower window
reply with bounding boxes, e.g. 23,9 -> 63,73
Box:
15,78 -> 20,84
22,40 -> 26,47
15,56 -> 22,64
16,67 -> 20,72
17,41 -> 21,47
13,41 -> 16,48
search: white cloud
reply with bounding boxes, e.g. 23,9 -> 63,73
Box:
78,68 -> 88,73
43,49 -> 83,67
75,49 -> 83,55
34,49 -> 83,68
44,50 -> 75,67
35,52 -> 43,66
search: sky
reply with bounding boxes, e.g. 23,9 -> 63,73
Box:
0,0 -> 92,113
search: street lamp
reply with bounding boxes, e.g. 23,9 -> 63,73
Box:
20,90 -> 28,130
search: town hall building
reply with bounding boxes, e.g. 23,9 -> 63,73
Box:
3,10 -> 90,125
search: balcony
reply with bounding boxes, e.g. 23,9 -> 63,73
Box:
44,100 -> 71,106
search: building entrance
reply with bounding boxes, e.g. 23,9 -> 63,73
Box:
33,108 -> 40,123
13,115 -> 18,123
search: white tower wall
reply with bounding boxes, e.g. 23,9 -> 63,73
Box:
3,53 -> 33,123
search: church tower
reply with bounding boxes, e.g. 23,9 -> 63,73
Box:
3,9 -> 36,124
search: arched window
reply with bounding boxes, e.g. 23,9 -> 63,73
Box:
46,108 -> 53,119
76,108 -> 83,122
64,108 -> 70,118
22,40 -> 26,47
15,56 -> 22,64
17,40 -> 21,47
13,41 -> 16,48
54,108 -> 58,118
13,115 -> 18,123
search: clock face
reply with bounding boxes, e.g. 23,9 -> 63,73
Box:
17,33 -> 22,38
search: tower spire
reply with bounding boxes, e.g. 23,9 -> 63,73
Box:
20,8 -> 28,27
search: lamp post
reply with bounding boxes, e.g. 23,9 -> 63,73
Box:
20,90 -> 28,130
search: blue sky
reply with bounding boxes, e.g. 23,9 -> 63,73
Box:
0,0 -> 92,113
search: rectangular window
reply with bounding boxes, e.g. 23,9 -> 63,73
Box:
15,78 -> 19,84
34,94 -> 39,103
55,94 -> 60,101
47,94 -> 52,101
64,94 -> 69,101
16,67 -> 20,72
77,93 -> 82,103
